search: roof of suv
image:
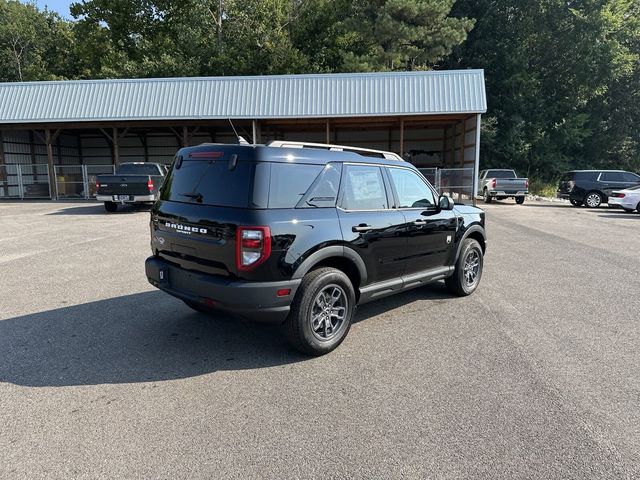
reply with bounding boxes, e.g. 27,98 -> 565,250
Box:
182,142 -> 410,166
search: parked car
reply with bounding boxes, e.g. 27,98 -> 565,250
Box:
96,162 -> 167,212
145,141 -> 487,356
608,185 -> 640,213
478,169 -> 529,204
557,170 -> 640,208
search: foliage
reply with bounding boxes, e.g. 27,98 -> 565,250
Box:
0,0 -> 638,180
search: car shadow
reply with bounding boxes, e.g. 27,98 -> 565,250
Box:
598,213 -> 640,219
46,203 -> 147,215
0,285 -> 456,388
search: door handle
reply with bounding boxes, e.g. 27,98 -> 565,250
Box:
413,219 -> 427,225
352,224 -> 373,233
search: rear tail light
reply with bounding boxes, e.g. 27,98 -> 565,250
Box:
611,192 -> 626,198
148,179 -> 154,192
525,179 -> 529,189
568,180 -> 575,191
96,180 -> 101,189
236,226 -> 271,271
491,178 -> 496,188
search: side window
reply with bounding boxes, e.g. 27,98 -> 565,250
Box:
388,167 -> 436,208
269,163 -> 323,208
622,172 -> 640,182
601,172 -> 624,182
340,165 -> 388,210
297,163 -> 342,208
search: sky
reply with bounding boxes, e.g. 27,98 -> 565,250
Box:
24,0 -> 73,18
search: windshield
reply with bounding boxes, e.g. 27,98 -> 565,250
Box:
116,163 -> 161,175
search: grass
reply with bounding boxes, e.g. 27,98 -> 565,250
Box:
528,179 -> 558,198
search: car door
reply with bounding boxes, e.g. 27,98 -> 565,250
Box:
599,171 -> 627,197
337,164 -> 407,285
386,166 -> 458,274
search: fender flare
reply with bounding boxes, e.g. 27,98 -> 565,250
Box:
292,246 -> 368,285
455,225 -> 486,262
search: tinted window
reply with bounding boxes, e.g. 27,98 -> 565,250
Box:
388,167 -> 436,208
297,163 -> 342,208
268,163 -> 323,208
622,172 -> 640,182
486,170 -> 517,179
601,172 -> 624,182
116,163 -> 161,175
341,165 -> 388,210
573,171 -> 598,181
161,154 -> 253,207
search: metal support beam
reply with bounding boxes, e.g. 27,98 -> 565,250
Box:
45,129 -> 56,199
252,120 -> 258,144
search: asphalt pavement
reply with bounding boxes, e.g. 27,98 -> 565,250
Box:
1,199 -> 639,479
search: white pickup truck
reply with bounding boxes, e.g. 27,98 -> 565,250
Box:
478,169 -> 529,204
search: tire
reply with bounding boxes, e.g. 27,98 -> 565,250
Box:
483,188 -> 493,204
104,201 -> 118,212
515,196 -> 525,205
584,191 -> 603,208
570,199 -> 582,207
445,239 -> 484,296
285,267 -> 356,356
637,202 -> 640,213
183,299 -> 214,314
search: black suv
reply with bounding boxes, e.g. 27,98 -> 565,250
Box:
145,141 -> 486,355
557,170 -> 640,207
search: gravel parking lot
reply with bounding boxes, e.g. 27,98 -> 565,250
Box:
1,200 -> 639,479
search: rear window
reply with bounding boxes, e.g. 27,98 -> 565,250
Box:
487,170 -> 517,179
116,163 -> 161,175
161,154 -> 253,208
572,171 -> 598,181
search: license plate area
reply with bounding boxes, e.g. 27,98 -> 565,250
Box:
114,195 -> 132,201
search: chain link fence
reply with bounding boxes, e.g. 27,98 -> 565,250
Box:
54,164 -> 115,199
419,167 -> 475,203
0,164 -> 51,199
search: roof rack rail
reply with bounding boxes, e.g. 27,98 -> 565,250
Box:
266,140 -> 405,161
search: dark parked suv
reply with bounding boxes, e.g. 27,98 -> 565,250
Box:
145,141 -> 486,355
557,170 -> 640,207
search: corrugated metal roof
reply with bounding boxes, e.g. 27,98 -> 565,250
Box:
0,70 -> 486,124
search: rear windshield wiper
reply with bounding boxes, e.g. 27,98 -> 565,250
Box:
179,192 -> 203,203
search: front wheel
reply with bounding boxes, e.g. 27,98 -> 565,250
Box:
104,201 -> 118,212
445,239 -> 484,296
483,189 -> 492,204
515,196 -> 525,205
285,267 -> 356,356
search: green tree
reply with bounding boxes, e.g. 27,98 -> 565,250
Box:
0,0 -> 80,81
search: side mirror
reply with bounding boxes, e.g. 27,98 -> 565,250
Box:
438,195 -> 454,210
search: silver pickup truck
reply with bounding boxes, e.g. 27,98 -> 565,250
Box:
478,169 -> 529,204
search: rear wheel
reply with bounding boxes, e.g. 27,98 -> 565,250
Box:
637,202 -> 640,213
285,267 -> 355,356
515,196 -> 525,205
584,191 -> 603,208
445,239 -> 484,296
104,201 -> 118,212
570,199 -> 582,207
483,188 -> 492,204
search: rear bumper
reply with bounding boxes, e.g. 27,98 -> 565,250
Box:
97,194 -> 155,202
145,256 -> 300,323
607,197 -> 636,210
487,190 -> 527,197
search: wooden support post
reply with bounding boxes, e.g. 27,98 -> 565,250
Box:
399,119 -> 405,157
28,130 -> 38,183
45,129 -> 56,199
112,127 -> 119,166
141,133 -> 149,163
326,120 -> 330,144
182,126 -> 189,147
473,114 -> 481,204
450,124 -> 456,168
77,135 -> 84,165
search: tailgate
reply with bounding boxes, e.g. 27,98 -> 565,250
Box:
495,179 -> 527,190
97,175 -> 150,195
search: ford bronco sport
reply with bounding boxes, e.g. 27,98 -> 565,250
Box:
145,141 -> 486,355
